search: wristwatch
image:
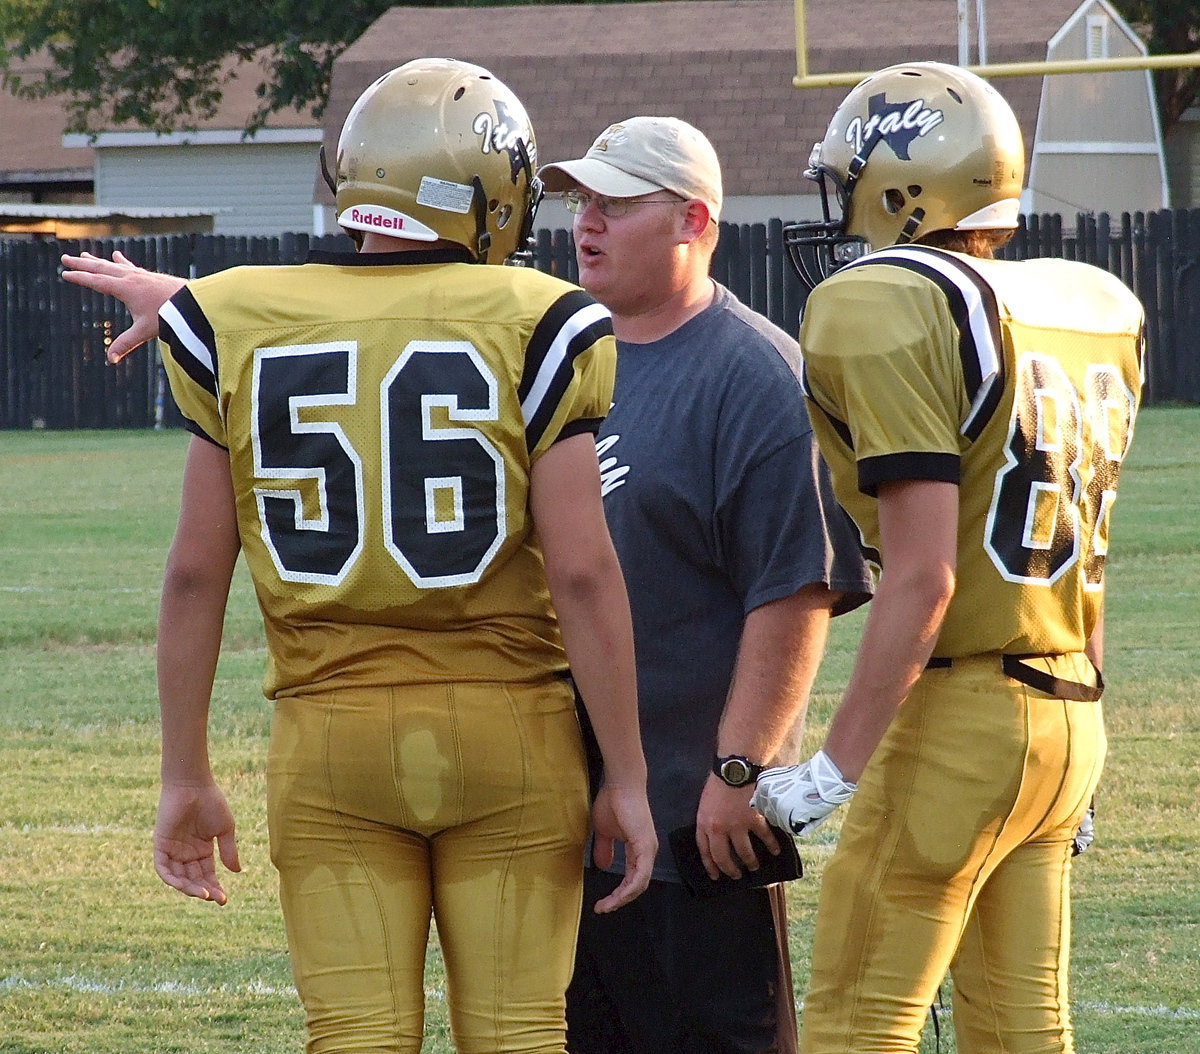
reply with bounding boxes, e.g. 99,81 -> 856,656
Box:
712,754 -> 765,787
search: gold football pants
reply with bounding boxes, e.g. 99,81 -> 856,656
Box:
266,678 -> 591,1054
800,653 -> 1105,1054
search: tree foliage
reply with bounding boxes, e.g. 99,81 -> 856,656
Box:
1110,1 -> 1200,128
0,0 -> 644,134
0,0 -> 1197,136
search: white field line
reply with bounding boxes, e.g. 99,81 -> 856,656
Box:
0,973 -> 1191,1020
8,824 -> 145,835
0,975 -> 296,998
1077,1000 -> 1200,1021
0,973 -> 449,1001
0,585 -> 154,593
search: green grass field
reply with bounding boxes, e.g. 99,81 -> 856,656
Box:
1,409 -> 1197,1053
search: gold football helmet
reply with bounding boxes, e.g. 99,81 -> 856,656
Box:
331,58 -> 542,263
785,61 -> 1025,289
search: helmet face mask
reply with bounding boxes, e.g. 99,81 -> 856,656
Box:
784,150 -> 870,292
784,61 -> 1025,290
334,58 -> 541,264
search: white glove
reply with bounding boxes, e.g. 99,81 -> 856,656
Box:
1072,803 -> 1096,856
751,749 -> 857,837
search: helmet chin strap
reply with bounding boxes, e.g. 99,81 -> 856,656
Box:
469,176 -> 492,263
321,145 -> 364,249
319,145 -> 337,197
843,130 -> 884,199
470,136 -> 542,266
847,133 -> 926,247
510,138 -> 543,266
897,208 -> 926,244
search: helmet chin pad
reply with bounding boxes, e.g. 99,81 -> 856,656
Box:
955,198 -> 1021,230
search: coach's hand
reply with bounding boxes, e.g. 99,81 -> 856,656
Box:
589,781 -> 657,913
59,251 -> 186,363
752,749 -> 857,838
154,779 -> 242,905
697,776 -> 780,879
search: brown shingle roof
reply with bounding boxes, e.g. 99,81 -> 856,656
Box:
0,51 -> 321,191
0,54 -> 92,186
321,0 -> 1087,205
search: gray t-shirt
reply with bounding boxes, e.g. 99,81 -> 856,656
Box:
596,284 -> 872,882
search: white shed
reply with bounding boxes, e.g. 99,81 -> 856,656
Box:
1025,0 -> 1168,215
63,127 -> 325,237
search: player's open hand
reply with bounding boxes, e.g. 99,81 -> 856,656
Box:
154,780 -> 242,906
588,782 -> 657,913
59,250 -> 186,363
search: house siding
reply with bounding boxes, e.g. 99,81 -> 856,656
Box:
95,142 -> 322,236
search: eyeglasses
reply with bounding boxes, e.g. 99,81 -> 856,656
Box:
562,189 -> 683,218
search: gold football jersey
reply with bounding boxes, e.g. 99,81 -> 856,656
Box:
799,245 -> 1144,657
158,249 -> 616,697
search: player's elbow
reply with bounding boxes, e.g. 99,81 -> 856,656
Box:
884,559 -> 956,620
544,556 -> 608,611
160,547 -> 233,608
544,540 -> 623,612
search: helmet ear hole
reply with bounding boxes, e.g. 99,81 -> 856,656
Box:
883,188 -> 905,215
497,203 -> 513,228
908,184 -> 923,198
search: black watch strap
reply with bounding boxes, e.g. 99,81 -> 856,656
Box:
713,754 -> 765,787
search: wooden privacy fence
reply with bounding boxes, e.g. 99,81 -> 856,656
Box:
2,211 -> 1198,430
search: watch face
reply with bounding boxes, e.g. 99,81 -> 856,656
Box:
721,758 -> 752,786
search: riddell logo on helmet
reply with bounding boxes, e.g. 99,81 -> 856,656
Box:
348,207 -> 404,231
338,203 -> 439,242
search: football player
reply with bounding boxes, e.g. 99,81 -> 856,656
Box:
62,58 -> 655,1054
752,61 -> 1144,1054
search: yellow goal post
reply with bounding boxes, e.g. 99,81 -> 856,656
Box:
792,0 -> 1200,87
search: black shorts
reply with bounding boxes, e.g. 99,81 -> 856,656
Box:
566,868 -> 796,1054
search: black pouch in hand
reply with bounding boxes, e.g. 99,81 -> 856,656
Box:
669,823 -> 803,898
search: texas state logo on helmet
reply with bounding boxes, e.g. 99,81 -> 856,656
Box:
785,61 -> 1025,289
334,58 -> 543,264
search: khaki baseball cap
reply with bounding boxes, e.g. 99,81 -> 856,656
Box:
538,115 -> 723,221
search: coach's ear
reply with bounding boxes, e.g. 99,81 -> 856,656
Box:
677,199 -> 712,244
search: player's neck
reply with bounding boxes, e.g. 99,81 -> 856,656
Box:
358,232 -> 464,255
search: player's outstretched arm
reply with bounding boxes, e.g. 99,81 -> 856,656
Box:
530,433 -> 656,911
59,250 -> 186,363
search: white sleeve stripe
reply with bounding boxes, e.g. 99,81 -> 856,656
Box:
520,301 -> 611,427
160,299 -> 216,383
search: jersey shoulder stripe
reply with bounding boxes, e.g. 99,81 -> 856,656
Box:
847,246 -> 1005,441
160,286 -> 219,399
519,288 -> 613,450
799,359 -> 854,449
